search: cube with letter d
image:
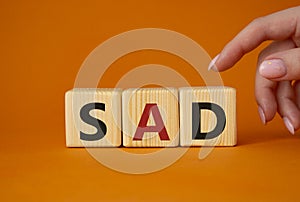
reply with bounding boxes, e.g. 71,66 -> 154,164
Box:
179,87 -> 237,146
122,88 -> 179,147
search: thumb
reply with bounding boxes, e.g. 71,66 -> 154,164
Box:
259,48 -> 300,81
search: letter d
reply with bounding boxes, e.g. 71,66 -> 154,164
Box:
192,102 -> 226,140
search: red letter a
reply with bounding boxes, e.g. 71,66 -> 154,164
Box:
133,103 -> 170,141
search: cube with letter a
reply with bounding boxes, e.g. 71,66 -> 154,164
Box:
122,88 -> 179,147
65,88 -> 122,147
179,86 -> 237,146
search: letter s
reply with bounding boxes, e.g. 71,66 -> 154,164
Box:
80,103 -> 107,141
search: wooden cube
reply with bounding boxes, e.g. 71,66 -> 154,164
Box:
179,87 -> 236,146
65,88 -> 122,147
122,88 -> 179,147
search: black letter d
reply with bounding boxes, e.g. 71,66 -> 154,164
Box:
192,102 -> 226,140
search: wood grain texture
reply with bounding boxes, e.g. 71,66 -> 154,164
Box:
179,87 -> 236,146
122,88 -> 179,147
65,88 -> 122,147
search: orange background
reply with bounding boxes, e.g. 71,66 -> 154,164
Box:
1,0 -> 300,201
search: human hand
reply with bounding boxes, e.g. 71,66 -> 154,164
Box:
208,6 -> 300,134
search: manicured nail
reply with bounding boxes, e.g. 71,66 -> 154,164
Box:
283,117 -> 295,135
208,54 -> 220,71
258,106 -> 266,125
259,59 -> 287,79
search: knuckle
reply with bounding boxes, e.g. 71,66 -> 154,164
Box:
250,17 -> 265,29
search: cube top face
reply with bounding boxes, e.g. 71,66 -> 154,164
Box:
65,88 -> 122,147
179,86 -> 236,92
179,86 -> 236,146
122,88 -> 179,147
67,88 -> 122,93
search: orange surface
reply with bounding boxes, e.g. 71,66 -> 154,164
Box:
1,0 -> 300,201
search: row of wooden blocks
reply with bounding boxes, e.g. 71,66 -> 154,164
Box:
65,87 -> 236,147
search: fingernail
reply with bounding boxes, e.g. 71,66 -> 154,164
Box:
258,106 -> 266,125
283,117 -> 295,135
208,54 -> 220,71
259,59 -> 287,79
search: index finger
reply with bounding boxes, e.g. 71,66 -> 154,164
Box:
214,6 -> 299,71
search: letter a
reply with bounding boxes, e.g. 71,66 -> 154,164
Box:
133,103 -> 170,141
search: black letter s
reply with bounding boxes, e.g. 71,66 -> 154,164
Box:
80,103 -> 107,141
